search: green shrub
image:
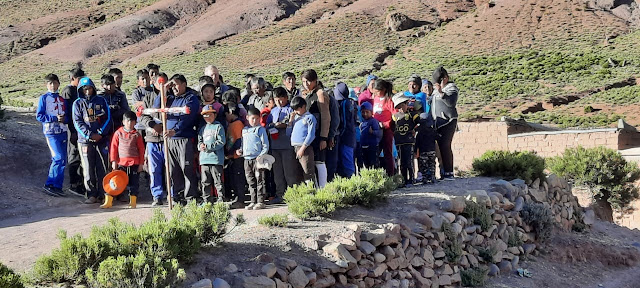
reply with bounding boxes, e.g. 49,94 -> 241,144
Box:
507,229 -> 523,247
477,246 -> 497,263
548,146 -> 640,210
284,168 -> 398,219
521,203 -> 554,243
472,150 -> 545,182
0,262 -> 24,288
34,202 -> 231,286
258,214 -> 289,227
583,105 -> 594,113
85,251 -> 185,288
462,201 -> 493,231
461,267 -> 488,287
445,240 -> 463,263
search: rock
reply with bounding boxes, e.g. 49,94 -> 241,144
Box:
256,253 -> 275,263
511,256 -> 520,269
529,189 -> 547,203
510,179 -> 526,186
434,251 -> 445,259
323,243 -> 357,265
583,209 -> 596,225
440,264 -> 453,275
466,190 -> 491,207
522,243 -> 536,254
408,211 -> 433,229
502,199 -> 515,210
531,178 -> 541,190
350,249 -> 364,261
277,258 -> 297,271
359,241 -> 376,255
546,174 -> 563,189
385,12 -> 416,31
362,229 -> 386,247
191,279 -> 213,288
312,275 -> 335,288
274,278 -> 287,288
451,272 -> 462,283
507,247 -> 520,255
490,195 -> 500,207
442,197 -> 466,214
442,212 -> 456,223
262,263 -> 277,278
431,215 -> 444,230
288,267 -> 310,288
242,276 -> 276,288
304,237 -> 323,251
410,256 -> 426,267
488,263 -> 500,276
373,263 -> 388,277
306,272 -> 317,285
492,251 -> 503,263
514,196 -> 524,212
374,252 -> 386,263
213,278 -> 231,288
224,264 -> 239,273
439,274 -> 452,286
498,260 -> 512,273
381,245 -> 396,259
492,180 -> 516,198
451,223 -> 463,235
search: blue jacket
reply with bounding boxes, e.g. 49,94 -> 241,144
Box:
153,88 -> 201,139
404,91 -> 429,113
338,99 -> 356,148
359,117 -> 382,148
288,112 -> 316,147
101,90 -> 130,132
241,125 -> 269,160
267,105 -> 294,150
198,122 -> 226,165
36,92 -> 68,135
73,93 -> 111,144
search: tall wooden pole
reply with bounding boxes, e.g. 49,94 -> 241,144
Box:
158,78 -> 173,210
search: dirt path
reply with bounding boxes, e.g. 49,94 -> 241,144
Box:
1,109 -> 640,288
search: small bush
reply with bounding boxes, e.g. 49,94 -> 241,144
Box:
462,201 -> 493,231
445,240 -> 463,263
583,105 -> 594,113
258,214 -> 289,227
507,229 -> 523,247
548,146 -> 640,210
461,267 -> 488,287
34,202 -> 231,286
1,262 -> 24,288
284,168 -> 398,219
472,150 -> 545,182
521,203 -> 554,243
478,246 -> 497,263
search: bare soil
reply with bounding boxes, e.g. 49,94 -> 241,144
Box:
1,109 -> 639,288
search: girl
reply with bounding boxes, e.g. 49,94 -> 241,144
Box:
372,79 -> 396,176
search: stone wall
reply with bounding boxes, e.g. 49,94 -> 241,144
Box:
195,175 -> 584,288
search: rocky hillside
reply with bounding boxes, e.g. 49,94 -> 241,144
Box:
0,0 -> 639,127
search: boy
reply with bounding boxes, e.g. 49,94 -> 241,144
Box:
146,63 -> 160,88
267,88 -> 300,203
72,77 -> 112,204
198,105 -> 226,204
36,73 -> 68,196
333,82 -> 356,178
131,69 -> 156,138
404,74 -> 427,112
108,68 -> 124,92
288,96 -> 316,184
237,108 -> 269,210
106,111 -> 144,208
281,71 -> 300,100
61,67 -> 86,196
392,93 -> 419,187
224,103 -> 247,208
200,83 -> 225,127
416,79 -> 437,184
140,73 -> 168,206
358,102 -> 382,169
100,74 -> 130,136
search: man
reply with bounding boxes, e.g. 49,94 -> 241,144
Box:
154,74 -> 201,204
60,67 -> 86,196
281,71 -> 300,100
147,63 -> 160,88
246,77 -> 270,111
204,65 -> 229,98
108,68 -> 124,92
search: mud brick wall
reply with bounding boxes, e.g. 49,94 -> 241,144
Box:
507,130 -> 619,158
451,122 -> 509,171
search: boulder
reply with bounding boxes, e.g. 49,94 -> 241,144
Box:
385,12 -> 416,31
514,196 -> 524,212
431,215 -> 444,230
498,260 -> 512,274
408,211 -> 433,229
288,267 -> 310,288
213,278 -> 231,288
262,263 -> 277,278
312,275 -> 335,288
359,241 -> 376,255
191,279 -> 212,288
442,212 -> 456,223
441,197 -> 466,214
488,263 -> 500,276
529,189 -> 547,203
361,229 -> 386,247
583,209 -> 596,225
323,243 -> 357,265
242,276 -> 276,288
224,264 -> 238,273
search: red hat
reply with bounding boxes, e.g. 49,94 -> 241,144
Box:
102,170 -> 129,196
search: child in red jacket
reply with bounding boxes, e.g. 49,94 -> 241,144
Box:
105,111 -> 145,209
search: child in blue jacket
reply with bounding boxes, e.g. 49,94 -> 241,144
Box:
72,77 -> 112,204
198,104 -> 226,204
238,108 -> 270,210
36,74 -> 68,197
359,102 -> 382,169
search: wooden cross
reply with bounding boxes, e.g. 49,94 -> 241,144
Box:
141,78 -> 191,210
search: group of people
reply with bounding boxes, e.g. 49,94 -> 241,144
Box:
35,63 -> 459,210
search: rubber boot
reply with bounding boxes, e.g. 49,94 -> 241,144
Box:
128,195 -> 137,209
100,195 -> 114,209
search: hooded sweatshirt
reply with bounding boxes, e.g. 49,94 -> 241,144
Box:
73,79 -> 111,144
152,88 -> 201,139
430,82 -> 459,126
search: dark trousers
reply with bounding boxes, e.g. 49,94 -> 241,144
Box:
225,157 -> 247,202
117,165 -> 140,196
67,132 -> 84,188
168,138 -> 198,202
436,119 -> 457,175
325,137 -> 340,182
361,145 -> 379,169
380,128 -> 395,176
79,141 -> 109,198
397,144 -> 414,184
201,164 -> 224,203
272,148 -> 302,197
244,159 -> 266,204
418,151 -> 437,183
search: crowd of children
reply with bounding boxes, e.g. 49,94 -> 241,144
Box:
36,64 -> 459,209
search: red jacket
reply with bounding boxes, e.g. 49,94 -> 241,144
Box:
373,96 -> 395,129
260,107 -> 272,127
110,127 -> 145,167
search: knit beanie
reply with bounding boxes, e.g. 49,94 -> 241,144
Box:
360,102 -> 373,112
366,75 -> 378,86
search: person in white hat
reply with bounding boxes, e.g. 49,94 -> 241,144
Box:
392,93 -> 419,188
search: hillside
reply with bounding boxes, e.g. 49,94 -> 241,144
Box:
0,0 -> 639,127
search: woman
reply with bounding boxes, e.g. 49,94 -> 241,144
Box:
358,75 -> 377,106
431,66 -> 458,180
301,69 -> 331,188
372,79 -> 395,176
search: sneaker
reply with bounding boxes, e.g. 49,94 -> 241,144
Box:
253,203 -> 266,210
42,185 -> 59,197
230,201 -> 245,209
151,198 -> 164,206
51,187 -> 66,197
269,196 -> 283,205
245,203 -> 256,210
84,196 -> 98,204
443,174 -> 455,181
68,185 -> 86,197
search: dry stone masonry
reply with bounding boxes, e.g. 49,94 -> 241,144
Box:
192,175 -> 586,288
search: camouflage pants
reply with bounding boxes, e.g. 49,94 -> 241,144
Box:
418,151 -> 437,183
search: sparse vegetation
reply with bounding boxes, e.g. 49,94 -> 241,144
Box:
461,266 -> 488,287
462,201 -> 493,231
284,168 -> 400,219
258,214 -> 289,228
0,262 -> 24,288
472,150 -> 546,182
548,146 -> 640,210
520,203 -> 554,243
478,246 -> 497,263
507,229 -> 523,247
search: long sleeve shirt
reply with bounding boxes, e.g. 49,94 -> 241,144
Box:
373,96 -> 394,130
288,112 -> 316,147
110,127 -> 145,167
72,93 -> 111,144
153,88 -> 201,139
198,122 -> 226,165
359,117 -> 382,148
241,126 -> 269,160
36,92 -> 68,135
